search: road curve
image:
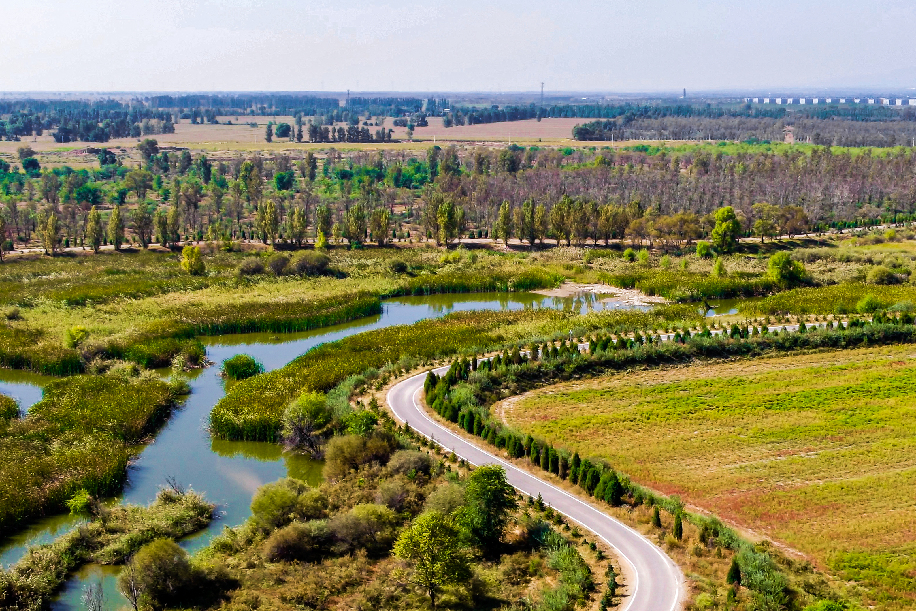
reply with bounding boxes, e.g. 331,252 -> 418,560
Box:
387,367 -> 685,611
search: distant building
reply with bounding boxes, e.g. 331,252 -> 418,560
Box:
868,98 -> 875,104
799,98 -> 806,104
783,126 -> 795,144
881,98 -> 890,105
825,98 -> 832,103
840,98 -> 846,103
764,98 -> 770,104
753,97 -> 759,103
910,99 -> 916,106
776,98 -> 783,104
812,98 -> 820,104
897,99 -> 904,106
787,98 -> 794,104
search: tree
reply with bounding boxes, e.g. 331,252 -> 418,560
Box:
117,539 -> 191,609
265,123 -> 273,143
132,206 -> 154,248
673,513 -> 683,540
257,199 -> 279,246
38,212 -> 60,255
315,204 -> 332,244
167,204 -> 181,245
274,171 -> 294,191
711,206 -> 741,254
137,139 -> 159,162
768,251 -> 806,285
460,465 -> 517,549
495,201 -> 513,245
752,202 -> 779,243
275,123 -> 292,139
304,152 -> 318,181
282,391 -> 331,456
286,206 -> 307,247
551,196 -> 574,246
108,205 -> 125,250
155,209 -> 169,247
394,511 -> 470,609
22,157 -> 41,177
40,172 -> 61,204
726,556 -> 742,586
436,200 -> 463,246
180,245 -> 205,275
345,202 -> 368,246
86,206 -> 103,252
534,203 -> 549,245
369,208 -> 391,246
125,170 -> 153,201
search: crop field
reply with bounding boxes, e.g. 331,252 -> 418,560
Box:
502,345 -> 916,609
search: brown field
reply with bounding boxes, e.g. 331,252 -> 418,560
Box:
501,345 -> 916,609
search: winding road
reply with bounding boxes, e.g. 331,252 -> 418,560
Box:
387,366 -> 685,611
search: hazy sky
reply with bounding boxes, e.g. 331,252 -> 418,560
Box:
3,0 -> 915,93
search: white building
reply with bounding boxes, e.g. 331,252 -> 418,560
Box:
825,98 -> 832,103
787,98 -> 794,104
868,98 -> 875,104
840,98 -> 846,103
812,98 -> 820,104
753,98 -> 759,103
799,98 -> 806,104
897,99 -> 904,106
776,98 -> 783,104
910,99 -> 916,106
764,98 -> 770,104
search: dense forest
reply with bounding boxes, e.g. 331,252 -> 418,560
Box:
1,140 -> 913,255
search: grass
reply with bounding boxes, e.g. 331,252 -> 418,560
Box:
598,268 -> 777,302
504,344 -> 916,610
0,372 -> 178,532
0,489 -> 213,608
741,282 -> 916,315
210,304 -> 701,442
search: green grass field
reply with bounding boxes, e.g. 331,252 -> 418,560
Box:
503,345 -> 916,609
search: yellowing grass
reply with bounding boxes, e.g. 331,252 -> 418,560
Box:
503,346 -> 916,609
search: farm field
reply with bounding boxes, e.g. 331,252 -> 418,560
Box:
502,345 -> 916,609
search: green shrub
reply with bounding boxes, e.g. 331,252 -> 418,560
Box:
266,253 -> 289,276
66,489 -> 93,515
389,258 -> 408,274
180,246 -> 205,276
866,265 -> 898,285
768,252 -> 806,285
323,432 -> 399,481
291,251 -> 331,276
387,450 -> 433,477
856,294 -> 882,313
263,520 -> 331,562
622,248 -> 636,262
122,538 -> 193,609
64,325 -> 89,349
237,258 -> 265,276
221,354 -> 264,380
0,393 -> 18,421
250,478 -> 327,532
696,240 -> 713,258
328,503 -> 398,555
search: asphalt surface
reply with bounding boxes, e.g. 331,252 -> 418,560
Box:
387,367 -> 685,611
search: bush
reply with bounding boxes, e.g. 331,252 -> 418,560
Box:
180,246 -> 205,276
387,450 -> 433,477
696,240 -> 713,258
263,520 -> 331,562
424,483 -> 466,515
768,252 -> 806,285
323,432 -> 399,481
389,259 -> 408,274
237,258 -> 265,276
250,478 -> 328,532
122,538 -> 192,609
712,258 -> 727,278
291,251 -> 330,276
266,253 -> 289,275
64,325 -> 89,349
856,294 -> 882,314
328,503 -> 399,555
221,354 -> 264,380
866,265 -> 898,285
622,248 -> 636,262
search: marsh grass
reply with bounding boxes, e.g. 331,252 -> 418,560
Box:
0,373 -> 176,531
0,489 -> 213,608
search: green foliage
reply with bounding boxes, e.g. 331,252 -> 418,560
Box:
180,245 -> 206,276
221,354 -> 264,380
622,248 -> 637,262
740,283 -> 916,315
461,465 -> 517,549
0,373 -> 174,531
857,294 -> 882,313
66,488 -> 93,515
63,325 -> 89,349
711,206 -> 741,254
290,250 -> 330,276
263,520 -> 331,562
696,240 -> 713,258
250,477 -> 328,532
712,257 -> 727,278
866,265 -> 898,285
0,393 -> 18,422
599,269 -> 774,302
768,251 -> 807,285
393,510 -> 471,607
322,432 -> 399,481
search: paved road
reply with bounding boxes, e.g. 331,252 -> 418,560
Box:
386,318 -> 850,610
387,368 -> 685,611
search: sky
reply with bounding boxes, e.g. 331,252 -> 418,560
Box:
3,0 -> 915,93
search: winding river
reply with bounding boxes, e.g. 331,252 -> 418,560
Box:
0,290 -> 641,609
